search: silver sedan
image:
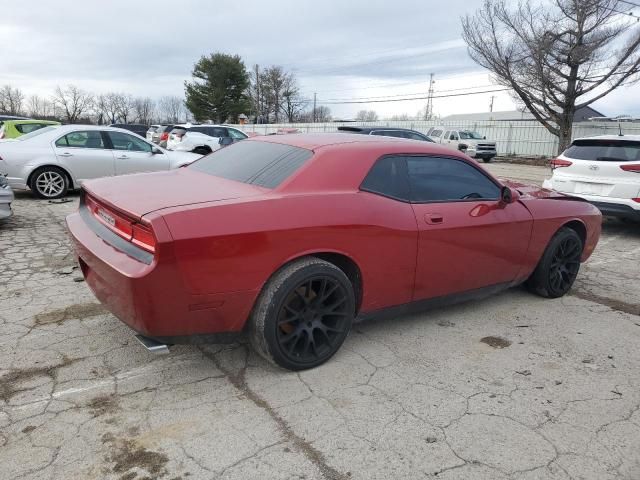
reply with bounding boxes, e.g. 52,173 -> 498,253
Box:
0,125 -> 202,199
0,175 -> 14,219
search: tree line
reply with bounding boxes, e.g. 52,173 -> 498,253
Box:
0,84 -> 189,125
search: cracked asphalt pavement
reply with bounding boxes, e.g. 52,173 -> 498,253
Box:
1,162 -> 639,479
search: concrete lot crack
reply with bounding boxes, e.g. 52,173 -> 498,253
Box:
198,345 -> 349,480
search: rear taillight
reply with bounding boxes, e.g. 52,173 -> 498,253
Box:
131,223 -> 156,253
620,164 -> 640,173
550,158 -> 572,169
160,132 -> 169,141
633,198 -> 640,203
85,195 -> 156,254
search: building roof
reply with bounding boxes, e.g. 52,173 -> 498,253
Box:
442,105 -> 606,123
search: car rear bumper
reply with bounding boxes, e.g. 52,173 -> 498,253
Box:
542,182 -> 640,219
66,209 -> 256,341
0,187 -> 13,219
468,149 -> 496,158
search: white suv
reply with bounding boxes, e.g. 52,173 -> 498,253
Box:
166,124 -> 248,155
543,135 -> 640,222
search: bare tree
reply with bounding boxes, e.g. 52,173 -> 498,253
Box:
0,85 -> 25,116
298,105 -> 331,123
115,94 -> 135,124
134,97 -> 155,125
355,110 -> 379,121
462,0 -> 640,153
158,96 -> 185,123
281,73 -> 307,122
27,95 -> 55,119
52,85 -> 93,124
389,113 -> 412,121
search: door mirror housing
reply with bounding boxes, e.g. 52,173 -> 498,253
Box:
219,136 -> 234,147
500,186 -> 518,204
151,146 -> 163,155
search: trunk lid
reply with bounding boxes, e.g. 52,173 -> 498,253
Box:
82,168 -> 269,220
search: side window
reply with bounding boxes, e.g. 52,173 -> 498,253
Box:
107,131 -> 152,152
431,129 -> 442,138
443,131 -> 451,140
406,132 -> 428,141
450,131 -> 459,140
16,123 -> 46,134
227,128 -> 248,140
55,131 -> 104,149
360,156 -> 410,201
406,156 -> 500,202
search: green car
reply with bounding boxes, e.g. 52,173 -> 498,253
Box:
0,119 -> 61,140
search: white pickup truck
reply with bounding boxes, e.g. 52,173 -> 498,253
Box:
428,127 -> 497,163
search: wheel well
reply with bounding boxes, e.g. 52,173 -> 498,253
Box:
563,220 -> 587,245
194,145 -> 212,153
312,252 -> 363,314
27,165 -> 74,189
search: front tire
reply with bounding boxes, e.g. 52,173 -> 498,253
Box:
249,257 -> 355,371
481,157 -> 494,163
526,227 -> 583,298
30,166 -> 69,199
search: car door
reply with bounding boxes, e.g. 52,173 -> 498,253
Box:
53,130 -> 115,183
406,155 -> 533,300
106,131 -> 170,175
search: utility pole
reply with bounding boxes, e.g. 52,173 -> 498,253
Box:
255,64 -> 260,124
425,73 -> 435,120
489,95 -> 496,113
313,92 -> 317,123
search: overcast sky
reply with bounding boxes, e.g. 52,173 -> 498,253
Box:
1,0 -> 639,119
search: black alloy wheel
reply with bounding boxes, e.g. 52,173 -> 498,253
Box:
276,277 -> 351,364
250,257 -> 355,370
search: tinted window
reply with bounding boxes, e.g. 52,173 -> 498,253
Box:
189,140 -> 312,188
360,156 -> 410,201
15,123 -> 48,134
191,126 -> 227,137
371,130 -> 405,138
107,131 -> 152,152
430,129 -> 442,138
406,132 -> 433,142
563,139 -> 640,162
227,128 -> 248,140
16,125 -> 58,141
407,156 -> 500,202
55,131 -> 105,149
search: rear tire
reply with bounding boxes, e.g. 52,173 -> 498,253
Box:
249,257 -> 355,371
30,166 -> 69,199
192,146 -> 211,156
526,227 -> 583,298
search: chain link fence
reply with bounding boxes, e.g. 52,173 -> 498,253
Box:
229,120 -> 640,157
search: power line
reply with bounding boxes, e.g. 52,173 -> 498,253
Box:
321,83 -> 498,102
317,87 -> 510,105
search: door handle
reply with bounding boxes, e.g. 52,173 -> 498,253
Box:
424,213 -> 444,225
117,155 -> 129,159
58,152 -> 73,157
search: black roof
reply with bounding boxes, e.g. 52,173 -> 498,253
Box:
337,126 -> 420,134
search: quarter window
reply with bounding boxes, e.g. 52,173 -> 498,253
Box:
406,156 -> 500,202
107,132 -> 152,152
227,128 -> 248,140
360,156 -> 410,201
55,131 -> 105,149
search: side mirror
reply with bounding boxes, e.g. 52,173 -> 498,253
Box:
500,186 -> 518,204
483,136 -> 486,140
219,136 -> 233,147
151,146 -> 163,155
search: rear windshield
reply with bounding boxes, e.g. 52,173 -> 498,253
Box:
16,125 -> 59,141
189,140 -> 312,188
564,139 -> 640,162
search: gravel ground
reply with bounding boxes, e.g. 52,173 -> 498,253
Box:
1,163 -> 639,480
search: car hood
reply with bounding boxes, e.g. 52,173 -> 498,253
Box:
82,168 -> 269,220
501,179 -> 582,200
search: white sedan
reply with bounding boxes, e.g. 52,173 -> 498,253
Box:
543,135 -> 640,222
0,125 -> 202,199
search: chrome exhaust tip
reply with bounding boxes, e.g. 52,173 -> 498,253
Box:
135,334 -> 170,354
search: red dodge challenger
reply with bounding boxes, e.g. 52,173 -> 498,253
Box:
66,133 -> 601,370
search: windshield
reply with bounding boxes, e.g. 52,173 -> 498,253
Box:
459,130 -> 484,140
189,140 -> 312,188
563,139 -> 640,162
16,125 -> 60,141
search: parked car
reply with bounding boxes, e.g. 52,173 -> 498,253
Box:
146,125 -> 160,142
109,124 -> 149,137
166,124 -> 248,154
66,133 -> 601,370
0,125 -> 201,199
429,127 -> 497,162
338,126 -> 434,142
0,174 -> 14,220
150,124 -> 174,147
543,135 -> 640,222
0,119 -> 61,140
0,115 -> 30,122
